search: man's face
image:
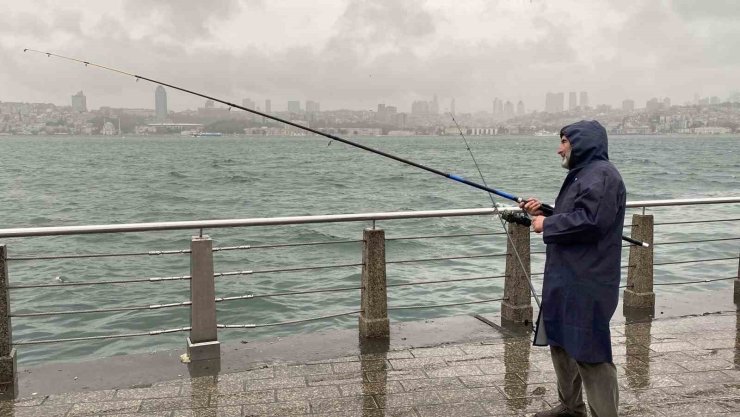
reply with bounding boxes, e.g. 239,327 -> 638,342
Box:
558,136 -> 572,169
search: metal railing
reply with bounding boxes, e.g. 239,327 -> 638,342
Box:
0,197 -> 737,396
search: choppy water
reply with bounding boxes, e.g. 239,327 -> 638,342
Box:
1,134 -> 738,365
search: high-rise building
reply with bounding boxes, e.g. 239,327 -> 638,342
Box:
287,100 -> 302,113
450,98 -> 455,115
411,100 -> 429,115
622,99 -> 635,113
663,97 -> 672,108
579,91 -> 589,109
154,86 -> 166,121
306,100 -> 320,113
545,92 -> 564,113
503,101 -> 515,119
646,98 -> 660,112
265,99 -> 272,113
516,100 -> 525,116
568,92 -> 577,110
430,95 -> 439,115
71,91 -> 87,113
493,98 -> 503,118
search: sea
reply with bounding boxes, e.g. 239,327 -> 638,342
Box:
1,134 -> 738,365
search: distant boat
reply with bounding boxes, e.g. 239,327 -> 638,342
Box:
192,132 -> 223,137
534,130 -> 557,137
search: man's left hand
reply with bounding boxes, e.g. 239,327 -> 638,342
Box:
531,215 -> 545,233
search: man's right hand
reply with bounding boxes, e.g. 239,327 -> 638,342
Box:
519,198 -> 544,216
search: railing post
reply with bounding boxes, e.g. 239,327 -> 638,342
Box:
0,245 -> 17,399
359,227 -> 389,338
623,214 -> 655,310
187,235 -> 220,361
501,223 -> 533,325
734,252 -> 740,303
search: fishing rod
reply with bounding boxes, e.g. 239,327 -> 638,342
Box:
24,49 -> 646,247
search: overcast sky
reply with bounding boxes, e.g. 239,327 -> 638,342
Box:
1,0 -> 739,112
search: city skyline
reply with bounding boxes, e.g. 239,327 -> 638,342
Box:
1,1 -> 739,113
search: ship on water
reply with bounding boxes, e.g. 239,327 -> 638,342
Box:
192,132 -> 223,137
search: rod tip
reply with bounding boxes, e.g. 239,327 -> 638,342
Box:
642,242 -> 651,248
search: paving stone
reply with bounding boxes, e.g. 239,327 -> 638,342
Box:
672,370 -> 736,385
43,390 -> 116,404
481,397 -> 553,415
457,344 -> 504,357
306,371 -> 363,386
274,363 -> 333,377
331,359 -> 387,373
679,358 -> 734,372
389,357 -> 447,370
338,380 -> 405,396
243,376 -> 306,391
12,396 -> 47,407
459,373 -> 513,388
67,399 -> 141,416
434,386 -> 505,403
375,391 -> 443,408
277,385 -> 341,402
651,398 -> 734,415
0,404 -> 72,417
366,368 -> 426,382
424,364 -> 483,378
115,385 -> 183,400
409,346 -> 467,358
240,400 -> 309,416
140,395 -> 210,412
477,360 -> 534,375
173,406 -> 241,417
210,390 -> 276,406
400,377 -> 465,392
218,367 -> 274,382
310,395 -> 376,413
415,402 -> 488,417
300,407 -> 417,417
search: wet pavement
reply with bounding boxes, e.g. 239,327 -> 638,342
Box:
2,311 -> 740,416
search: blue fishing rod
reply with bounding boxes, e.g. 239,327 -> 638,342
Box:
24,49 -> 646,247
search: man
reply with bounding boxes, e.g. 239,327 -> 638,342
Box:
520,120 -> 625,417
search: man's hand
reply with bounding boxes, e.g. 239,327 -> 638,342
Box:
519,198 -> 544,216
531,215 -> 545,233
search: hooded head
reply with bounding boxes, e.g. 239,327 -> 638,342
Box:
559,120 -> 609,170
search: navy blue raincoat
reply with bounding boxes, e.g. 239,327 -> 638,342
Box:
534,120 -> 626,364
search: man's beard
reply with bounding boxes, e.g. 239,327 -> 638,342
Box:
560,150 -> 571,169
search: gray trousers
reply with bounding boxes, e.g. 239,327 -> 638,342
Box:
550,345 -> 619,417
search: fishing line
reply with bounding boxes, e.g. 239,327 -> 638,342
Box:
23,48 -> 647,249
450,114 -> 541,308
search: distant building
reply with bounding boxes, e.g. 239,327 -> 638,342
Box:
516,100 -> 525,116
492,98 -> 503,119
579,91 -> 589,109
287,100 -> 302,113
242,98 -> 255,109
430,95 -> 439,115
663,97 -> 672,108
265,99 -> 272,113
450,98 -> 455,115
204,100 -> 215,109
568,92 -> 577,110
411,100 -> 429,115
71,91 -> 87,113
545,92 -> 564,113
646,98 -> 661,112
504,101 -> 515,119
155,86 -> 167,121
710,96 -> 720,105
622,99 -> 635,113
306,100 -> 320,113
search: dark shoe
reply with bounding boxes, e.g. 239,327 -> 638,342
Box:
533,404 -> 586,417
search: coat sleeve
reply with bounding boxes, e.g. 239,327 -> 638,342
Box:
542,170 -> 621,245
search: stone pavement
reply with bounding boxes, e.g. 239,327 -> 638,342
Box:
2,311 -> 740,416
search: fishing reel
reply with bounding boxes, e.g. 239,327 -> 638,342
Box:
500,211 -> 532,227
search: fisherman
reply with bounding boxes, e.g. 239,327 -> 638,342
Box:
520,120 -> 625,417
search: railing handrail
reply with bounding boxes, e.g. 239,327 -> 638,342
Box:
0,197 -> 737,238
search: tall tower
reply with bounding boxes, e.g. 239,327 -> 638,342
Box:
451,98 -> 455,115
579,91 -> 589,109
155,86 -> 167,121
265,99 -> 272,113
568,92 -> 577,110
71,91 -> 87,112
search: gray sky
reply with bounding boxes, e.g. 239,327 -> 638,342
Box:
1,0 -> 739,112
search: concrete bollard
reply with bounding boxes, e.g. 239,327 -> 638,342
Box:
359,228 -> 389,338
623,214 -> 655,310
734,252 -> 740,303
187,235 -> 220,361
501,223 -> 533,325
0,246 -> 17,399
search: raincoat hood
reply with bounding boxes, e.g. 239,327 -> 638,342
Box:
560,120 -> 609,170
